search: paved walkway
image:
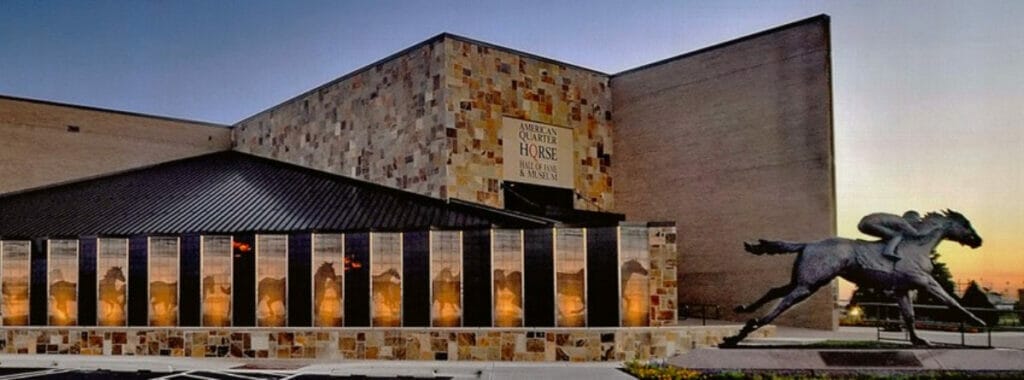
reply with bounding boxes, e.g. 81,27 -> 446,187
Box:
0,354 -> 635,380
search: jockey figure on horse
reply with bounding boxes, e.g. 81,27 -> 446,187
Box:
858,210 -> 930,262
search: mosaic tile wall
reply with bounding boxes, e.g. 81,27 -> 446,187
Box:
233,41 -> 450,199
444,39 -> 614,210
0,325 -> 772,361
649,225 -> 679,326
232,35 -> 616,211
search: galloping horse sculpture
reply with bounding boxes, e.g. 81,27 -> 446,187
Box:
98,266 -> 127,322
723,210 -> 985,347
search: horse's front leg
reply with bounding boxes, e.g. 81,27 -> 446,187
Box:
921,277 -> 987,327
895,291 -> 929,346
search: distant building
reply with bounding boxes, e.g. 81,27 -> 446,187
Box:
961,282 -> 1017,325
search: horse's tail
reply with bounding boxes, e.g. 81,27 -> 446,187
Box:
744,239 -> 805,255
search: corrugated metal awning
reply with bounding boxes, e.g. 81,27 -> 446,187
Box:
0,151 -> 558,237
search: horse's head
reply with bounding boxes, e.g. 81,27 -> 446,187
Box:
316,262 -> 336,277
926,209 -> 982,249
108,266 -> 126,282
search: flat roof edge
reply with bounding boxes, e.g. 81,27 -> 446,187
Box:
0,150 -> 233,200
612,14 -> 830,78
0,94 -> 230,128
441,33 -> 609,77
232,33 -> 450,126
233,32 -> 611,127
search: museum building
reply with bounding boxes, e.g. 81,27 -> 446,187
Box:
0,16 -> 835,360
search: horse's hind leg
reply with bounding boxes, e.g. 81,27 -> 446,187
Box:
735,283 -> 794,313
756,284 -> 820,325
721,285 -> 816,347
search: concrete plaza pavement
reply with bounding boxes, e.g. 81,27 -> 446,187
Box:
673,319 -> 1024,372
764,323 -> 1024,350
681,318 -> 1024,350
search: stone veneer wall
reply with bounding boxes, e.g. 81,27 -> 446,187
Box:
231,35 -> 616,211
443,38 -> 615,210
648,224 -> 679,326
0,326 -> 772,361
233,41 -> 450,198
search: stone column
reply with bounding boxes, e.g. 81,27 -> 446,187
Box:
648,222 -> 677,326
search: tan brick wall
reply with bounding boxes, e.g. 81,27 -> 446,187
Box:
0,97 -> 231,195
610,17 -> 838,329
444,38 -> 614,210
232,41 -> 449,198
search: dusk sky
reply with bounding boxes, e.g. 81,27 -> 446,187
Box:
2,1 -> 1022,300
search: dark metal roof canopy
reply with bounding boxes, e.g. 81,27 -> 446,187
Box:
0,152 -> 570,238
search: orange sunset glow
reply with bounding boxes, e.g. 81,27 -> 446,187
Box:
835,85 -> 1024,301
828,2 -> 1024,303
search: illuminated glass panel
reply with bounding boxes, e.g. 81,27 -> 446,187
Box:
201,236 -> 232,326
555,229 -> 586,327
148,237 -> 179,326
256,235 -> 287,327
492,230 -> 524,327
430,231 -> 461,327
619,227 -> 650,326
370,233 -> 402,327
48,239 -> 79,326
96,238 -> 128,326
312,234 -> 344,327
1,241 -> 31,325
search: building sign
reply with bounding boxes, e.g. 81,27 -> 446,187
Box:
502,117 -> 574,189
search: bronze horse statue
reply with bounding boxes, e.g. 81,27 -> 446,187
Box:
723,210 -> 985,347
